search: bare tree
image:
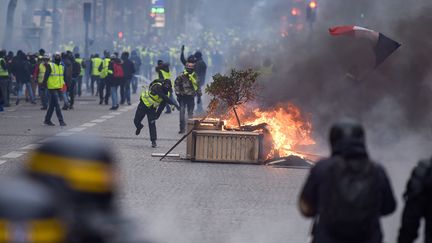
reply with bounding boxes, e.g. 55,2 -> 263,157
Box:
3,0 -> 18,49
206,69 -> 260,127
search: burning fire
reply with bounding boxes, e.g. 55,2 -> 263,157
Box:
225,103 -> 315,159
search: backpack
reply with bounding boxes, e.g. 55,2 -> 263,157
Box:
113,62 -> 124,78
320,157 -> 381,242
72,61 -> 81,78
405,159 -> 432,200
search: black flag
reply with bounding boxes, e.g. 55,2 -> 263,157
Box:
374,33 -> 401,68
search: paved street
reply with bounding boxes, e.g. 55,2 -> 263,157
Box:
0,92 -> 428,243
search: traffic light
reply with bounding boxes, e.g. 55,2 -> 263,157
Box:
306,1 -> 317,23
118,31 -> 124,39
291,8 -> 299,16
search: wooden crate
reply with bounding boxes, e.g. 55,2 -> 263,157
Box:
193,130 -> 264,164
186,119 -> 224,159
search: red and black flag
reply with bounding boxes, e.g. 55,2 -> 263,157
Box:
329,25 -> 401,68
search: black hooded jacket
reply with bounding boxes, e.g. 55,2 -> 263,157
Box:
299,138 -> 396,243
10,51 -> 32,83
398,159 -> 432,243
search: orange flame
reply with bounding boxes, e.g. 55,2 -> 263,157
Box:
225,103 -> 315,159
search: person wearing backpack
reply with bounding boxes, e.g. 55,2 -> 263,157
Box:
398,158 -> 432,243
69,53 -> 81,110
120,51 -> 135,106
108,55 -> 123,110
299,119 -> 396,243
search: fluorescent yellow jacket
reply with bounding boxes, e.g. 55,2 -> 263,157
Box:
91,57 -> 102,76
100,58 -> 111,79
37,63 -> 46,84
0,58 -> 8,77
75,58 -> 84,76
48,63 -> 64,90
140,81 -> 170,108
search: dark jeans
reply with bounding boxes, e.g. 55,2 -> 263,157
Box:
77,76 -> 83,96
17,81 -> 35,102
120,79 -> 131,104
111,85 -> 119,107
91,75 -> 99,96
134,100 -> 158,142
45,89 -> 64,123
178,95 -> 195,131
98,78 -> 110,104
38,85 -> 48,108
0,78 -> 9,106
69,79 -> 77,107
131,76 -> 138,94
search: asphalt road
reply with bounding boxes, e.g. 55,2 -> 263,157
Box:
0,91 -> 429,243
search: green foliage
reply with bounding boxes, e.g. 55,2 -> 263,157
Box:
205,69 -> 259,113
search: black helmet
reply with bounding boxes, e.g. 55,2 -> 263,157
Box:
194,51 -> 202,59
329,119 -> 367,158
26,136 -> 117,208
0,177 -> 67,242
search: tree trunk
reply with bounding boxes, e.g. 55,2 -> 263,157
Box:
2,0 -> 18,49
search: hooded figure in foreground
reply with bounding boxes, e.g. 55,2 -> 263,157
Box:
299,119 -> 396,243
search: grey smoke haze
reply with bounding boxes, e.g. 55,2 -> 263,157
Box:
185,1 -> 432,241
195,0 -> 432,142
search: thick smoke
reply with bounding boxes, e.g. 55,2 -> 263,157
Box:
195,0 -> 432,145
189,1 -> 432,241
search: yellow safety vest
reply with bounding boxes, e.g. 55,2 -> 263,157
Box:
91,58 -> 103,76
160,70 -> 171,80
37,63 -> 47,84
140,82 -> 170,108
0,58 -> 8,77
75,58 -> 84,76
48,63 -> 64,90
100,58 -> 111,79
183,70 -> 198,91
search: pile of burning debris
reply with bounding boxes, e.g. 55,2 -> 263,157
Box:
160,69 -> 318,168
183,102 -> 317,167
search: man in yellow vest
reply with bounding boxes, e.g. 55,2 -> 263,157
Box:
43,53 -> 66,126
98,51 -> 111,105
174,62 -> 202,134
90,54 -> 102,96
155,60 -> 175,114
0,50 -> 9,110
74,53 -> 85,97
35,55 -> 49,110
134,79 -> 179,148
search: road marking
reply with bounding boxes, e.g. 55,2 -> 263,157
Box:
91,119 -> 106,123
20,144 -> 38,150
0,102 -> 138,166
81,123 -> 96,127
55,132 -> 75,136
68,127 -> 87,132
1,151 -> 24,159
